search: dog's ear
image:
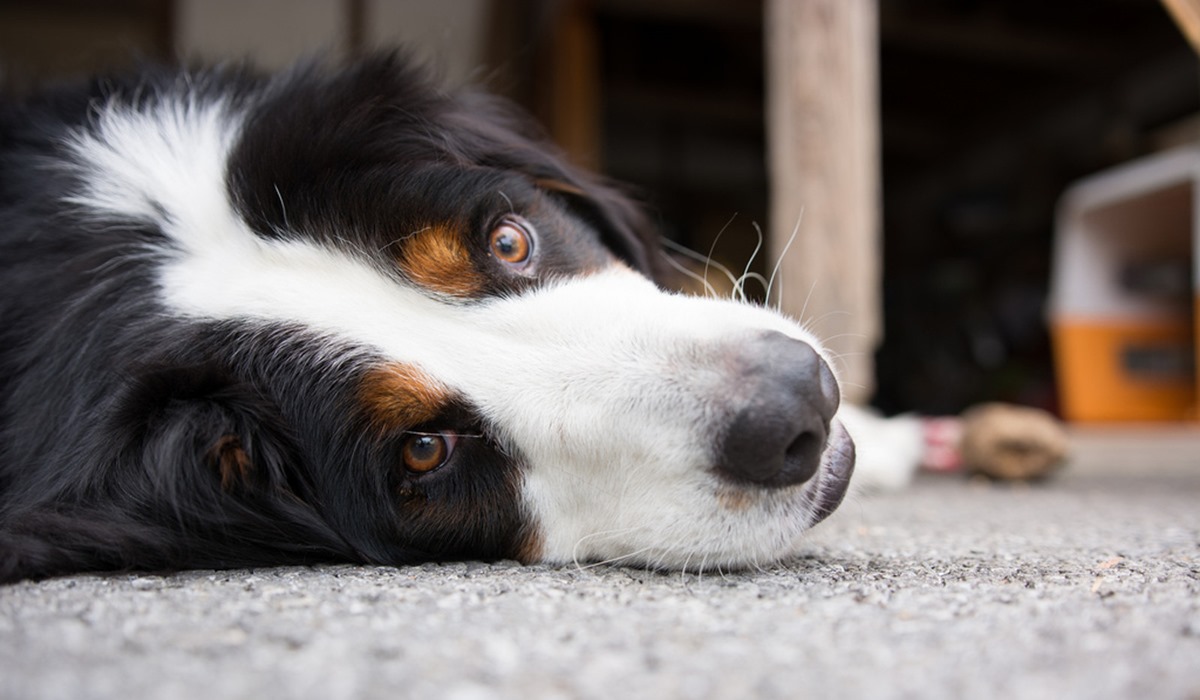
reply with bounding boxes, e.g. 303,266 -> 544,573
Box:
115,365 -> 355,561
532,170 -> 670,284
0,365 -> 357,582
568,174 -> 671,284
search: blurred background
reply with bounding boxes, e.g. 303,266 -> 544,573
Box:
1,0 -> 1197,422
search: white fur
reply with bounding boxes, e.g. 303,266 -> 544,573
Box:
66,93 -> 862,570
67,91 -> 240,226
837,404 -> 924,492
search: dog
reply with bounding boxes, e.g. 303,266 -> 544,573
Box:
0,53 -> 860,582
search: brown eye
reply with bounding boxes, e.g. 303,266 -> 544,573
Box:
489,218 -> 533,267
402,433 -> 455,473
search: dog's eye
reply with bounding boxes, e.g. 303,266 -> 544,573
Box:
489,217 -> 534,268
402,433 -> 456,473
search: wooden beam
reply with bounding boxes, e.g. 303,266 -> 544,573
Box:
540,1 -> 603,170
1162,0 -> 1200,54
765,0 -> 882,404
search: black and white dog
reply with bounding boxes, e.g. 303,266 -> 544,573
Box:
0,53 -> 860,582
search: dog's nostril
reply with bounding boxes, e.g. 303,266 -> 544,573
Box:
783,430 -> 823,484
713,332 -> 838,488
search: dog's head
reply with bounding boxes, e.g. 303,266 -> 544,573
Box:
45,53 -> 853,573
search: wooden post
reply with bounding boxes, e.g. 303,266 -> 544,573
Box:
1162,0 -> 1200,54
765,0 -> 882,404
539,1 -> 602,170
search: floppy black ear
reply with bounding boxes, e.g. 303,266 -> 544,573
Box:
556,172 -> 671,284
0,366 -> 356,582
114,366 -> 360,567
118,366 -> 305,501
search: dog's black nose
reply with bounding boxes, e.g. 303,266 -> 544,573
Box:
714,331 -> 840,488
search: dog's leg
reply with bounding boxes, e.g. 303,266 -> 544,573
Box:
839,402 -> 1068,493
837,404 -> 926,492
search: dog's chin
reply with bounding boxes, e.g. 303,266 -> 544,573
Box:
807,419 -> 856,526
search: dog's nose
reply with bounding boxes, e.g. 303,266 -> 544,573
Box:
714,331 -> 840,487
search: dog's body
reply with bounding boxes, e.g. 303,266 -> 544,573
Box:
0,54 -> 866,582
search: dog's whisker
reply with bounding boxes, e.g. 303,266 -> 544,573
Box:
660,237 -> 740,298
661,249 -> 720,298
765,211 -> 803,311
400,429 -> 485,440
376,225 -> 430,254
679,551 -> 695,581
707,212 -> 738,299
813,331 -> 868,345
572,525 -> 650,547
735,222 -> 765,303
737,271 -> 770,302
796,277 -> 820,325
496,190 -> 515,215
273,184 -> 290,230
573,551 -> 654,571
570,531 -> 657,570
797,309 -> 855,338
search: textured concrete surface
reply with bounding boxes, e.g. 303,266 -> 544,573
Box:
1,428 -> 1198,700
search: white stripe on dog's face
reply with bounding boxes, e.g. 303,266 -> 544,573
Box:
65,88 -> 852,570
479,273 -> 853,568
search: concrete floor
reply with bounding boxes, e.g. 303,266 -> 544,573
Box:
1,427 -> 1198,700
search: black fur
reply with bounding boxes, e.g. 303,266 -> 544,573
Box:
0,53 -> 661,583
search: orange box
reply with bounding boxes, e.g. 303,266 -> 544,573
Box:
1052,318 -> 1194,422
1050,147 -> 1197,423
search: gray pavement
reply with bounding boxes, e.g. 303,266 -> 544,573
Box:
2,428 -> 1198,700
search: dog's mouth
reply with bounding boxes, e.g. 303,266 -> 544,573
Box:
807,419 -> 856,526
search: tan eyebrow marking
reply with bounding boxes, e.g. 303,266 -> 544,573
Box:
359,362 -> 452,435
395,224 -> 484,298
